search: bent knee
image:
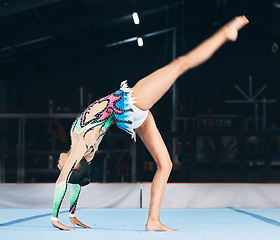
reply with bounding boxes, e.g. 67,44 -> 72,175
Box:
157,159 -> 173,173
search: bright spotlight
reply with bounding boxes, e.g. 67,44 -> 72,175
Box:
137,37 -> 143,47
132,12 -> 140,25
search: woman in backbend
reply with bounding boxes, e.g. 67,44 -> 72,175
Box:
51,16 -> 249,231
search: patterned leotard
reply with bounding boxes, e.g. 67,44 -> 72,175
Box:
51,81 -> 136,220
71,80 -> 136,140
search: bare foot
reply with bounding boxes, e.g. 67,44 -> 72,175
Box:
223,15 -> 249,41
145,220 -> 178,231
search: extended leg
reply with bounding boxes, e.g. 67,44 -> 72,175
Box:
136,111 -> 176,231
132,16 -> 248,110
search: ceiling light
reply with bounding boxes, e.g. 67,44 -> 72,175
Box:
137,37 -> 143,47
132,12 -> 140,25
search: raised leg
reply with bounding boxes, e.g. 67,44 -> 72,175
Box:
132,16 -> 249,110
136,111 -> 176,231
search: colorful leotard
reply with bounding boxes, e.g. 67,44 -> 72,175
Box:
51,81 -> 139,221
71,80 -> 136,141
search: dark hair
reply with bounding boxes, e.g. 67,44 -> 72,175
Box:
69,158 -> 91,186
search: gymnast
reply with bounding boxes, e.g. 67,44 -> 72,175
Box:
51,16 -> 249,231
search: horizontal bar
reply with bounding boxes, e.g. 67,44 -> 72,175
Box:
0,113 -> 79,119
225,100 -> 277,103
0,149 -> 131,155
106,28 -> 176,48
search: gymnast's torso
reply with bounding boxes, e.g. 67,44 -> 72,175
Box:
70,81 -> 136,157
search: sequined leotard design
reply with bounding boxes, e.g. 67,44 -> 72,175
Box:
52,81 -> 137,220
71,80 -> 136,141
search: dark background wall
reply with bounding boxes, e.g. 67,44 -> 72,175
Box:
1,0 -> 280,183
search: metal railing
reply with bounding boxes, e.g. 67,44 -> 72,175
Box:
170,129 -> 280,183
1,113 -> 280,183
0,114 -> 136,183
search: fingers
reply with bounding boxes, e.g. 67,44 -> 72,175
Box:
70,217 -> 91,229
52,217 -> 91,231
76,220 -> 91,229
52,220 -> 76,231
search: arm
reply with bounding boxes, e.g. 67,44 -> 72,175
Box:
69,183 -> 81,216
69,183 -> 91,228
51,180 -> 75,230
51,143 -> 86,231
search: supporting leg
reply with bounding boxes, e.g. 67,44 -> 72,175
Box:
136,112 -> 176,231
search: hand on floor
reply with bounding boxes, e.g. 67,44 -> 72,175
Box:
70,216 -> 91,229
52,220 -> 76,231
